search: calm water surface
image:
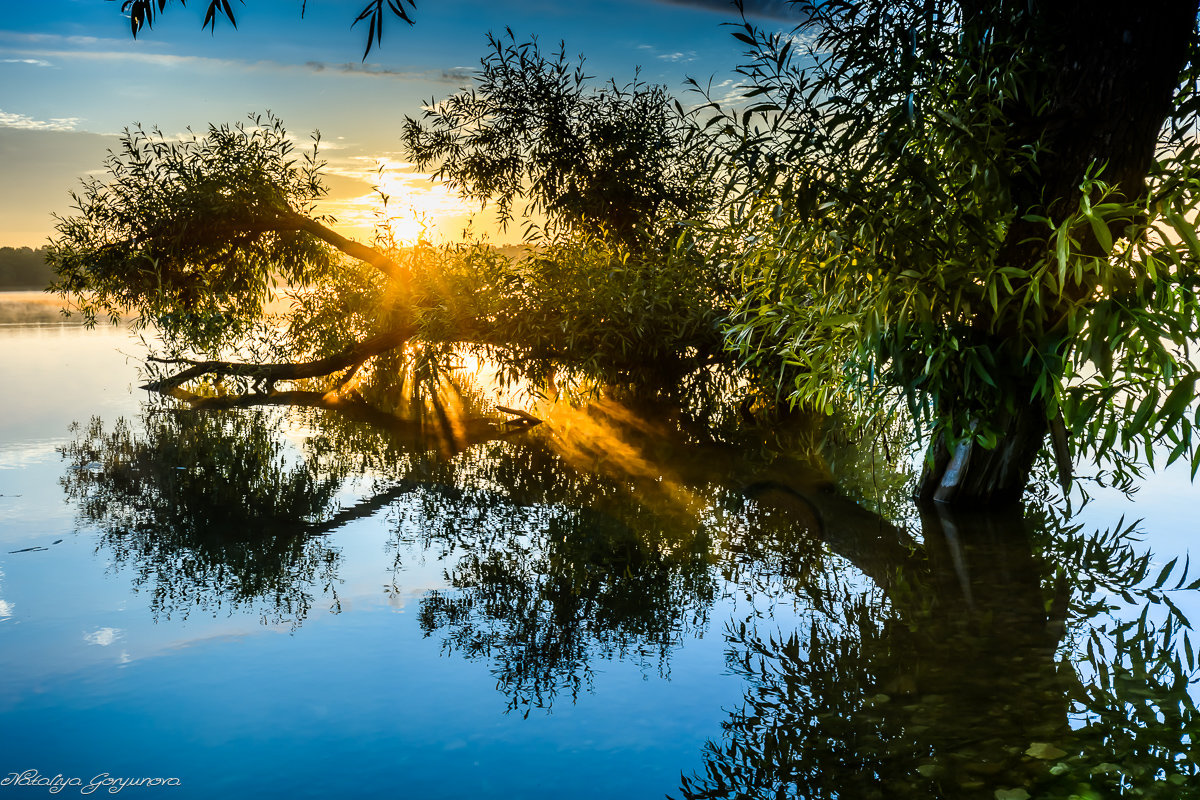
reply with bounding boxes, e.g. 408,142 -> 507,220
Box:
0,317 -> 1196,799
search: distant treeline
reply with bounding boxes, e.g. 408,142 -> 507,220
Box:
0,245 -> 530,292
0,247 -> 55,290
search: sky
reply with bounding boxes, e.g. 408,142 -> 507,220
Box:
0,0 -> 801,247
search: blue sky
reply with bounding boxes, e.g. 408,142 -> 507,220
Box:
0,0 -> 799,246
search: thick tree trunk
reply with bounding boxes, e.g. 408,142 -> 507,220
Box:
921,2 -> 1197,507
982,1 -> 1198,294
916,404 -> 1048,506
291,213 -> 411,287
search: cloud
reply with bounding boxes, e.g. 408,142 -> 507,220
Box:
784,29 -> 829,55
633,43 -> 698,64
0,47 -> 249,72
0,31 -> 142,48
658,50 -> 698,63
0,109 -> 80,131
651,0 -> 808,21
701,78 -> 744,108
304,61 -> 473,84
0,41 -> 474,87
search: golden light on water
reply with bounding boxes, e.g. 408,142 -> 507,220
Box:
543,398 -> 706,518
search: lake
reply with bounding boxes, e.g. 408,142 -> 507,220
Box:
0,311 -> 1197,799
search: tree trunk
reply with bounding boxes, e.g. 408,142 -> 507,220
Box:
916,404 -> 1048,506
921,2 -> 1197,507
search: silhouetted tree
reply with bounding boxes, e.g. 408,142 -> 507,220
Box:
402,32 -> 712,251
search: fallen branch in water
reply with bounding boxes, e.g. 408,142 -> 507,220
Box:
141,324 -> 417,392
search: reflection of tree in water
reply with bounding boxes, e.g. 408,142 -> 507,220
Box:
677,504 -> 1200,799
55,369 -> 545,629
403,477 -> 720,713
60,409 -> 345,627
57,390 -> 828,687
222,390 -> 826,712
58,387 -> 1196,794
384,402 -> 831,714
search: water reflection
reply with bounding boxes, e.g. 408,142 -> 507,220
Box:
679,504 -> 1199,799
56,394 -> 1198,795
60,410 -> 345,627
402,476 -> 720,713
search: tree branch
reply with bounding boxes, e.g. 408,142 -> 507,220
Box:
102,208 -> 411,287
141,324 -> 417,392
289,212 -> 411,287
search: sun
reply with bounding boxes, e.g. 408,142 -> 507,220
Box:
320,158 -> 480,246
376,202 -> 436,246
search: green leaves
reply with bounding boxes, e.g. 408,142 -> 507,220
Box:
400,32 -> 710,253
708,1 -> 1200,492
48,113 -> 335,355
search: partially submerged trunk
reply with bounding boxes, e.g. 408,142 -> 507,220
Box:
916,406 -> 1049,506
915,2 -> 1197,508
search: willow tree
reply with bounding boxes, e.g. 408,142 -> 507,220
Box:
112,0 -> 416,58
717,1 -> 1200,504
401,31 -> 712,252
49,113 -> 425,388
48,55 -> 728,404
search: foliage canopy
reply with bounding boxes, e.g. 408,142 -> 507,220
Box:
48,100 -> 730,406
50,113 -> 335,351
57,2 -> 1200,505
709,0 -> 1200,500
402,31 -> 712,251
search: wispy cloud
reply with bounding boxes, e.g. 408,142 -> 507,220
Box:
658,50 -> 698,63
784,29 -> 829,56
0,108 -> 80,131
634,43 -> 698,64
705,78 -> 744,107
651,0 -> 807,21
304,61 -> 474,84
0,47 -> 250,72
1,57 -> 52,67
0,41 -> 475,86
0,31 -> 154,48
